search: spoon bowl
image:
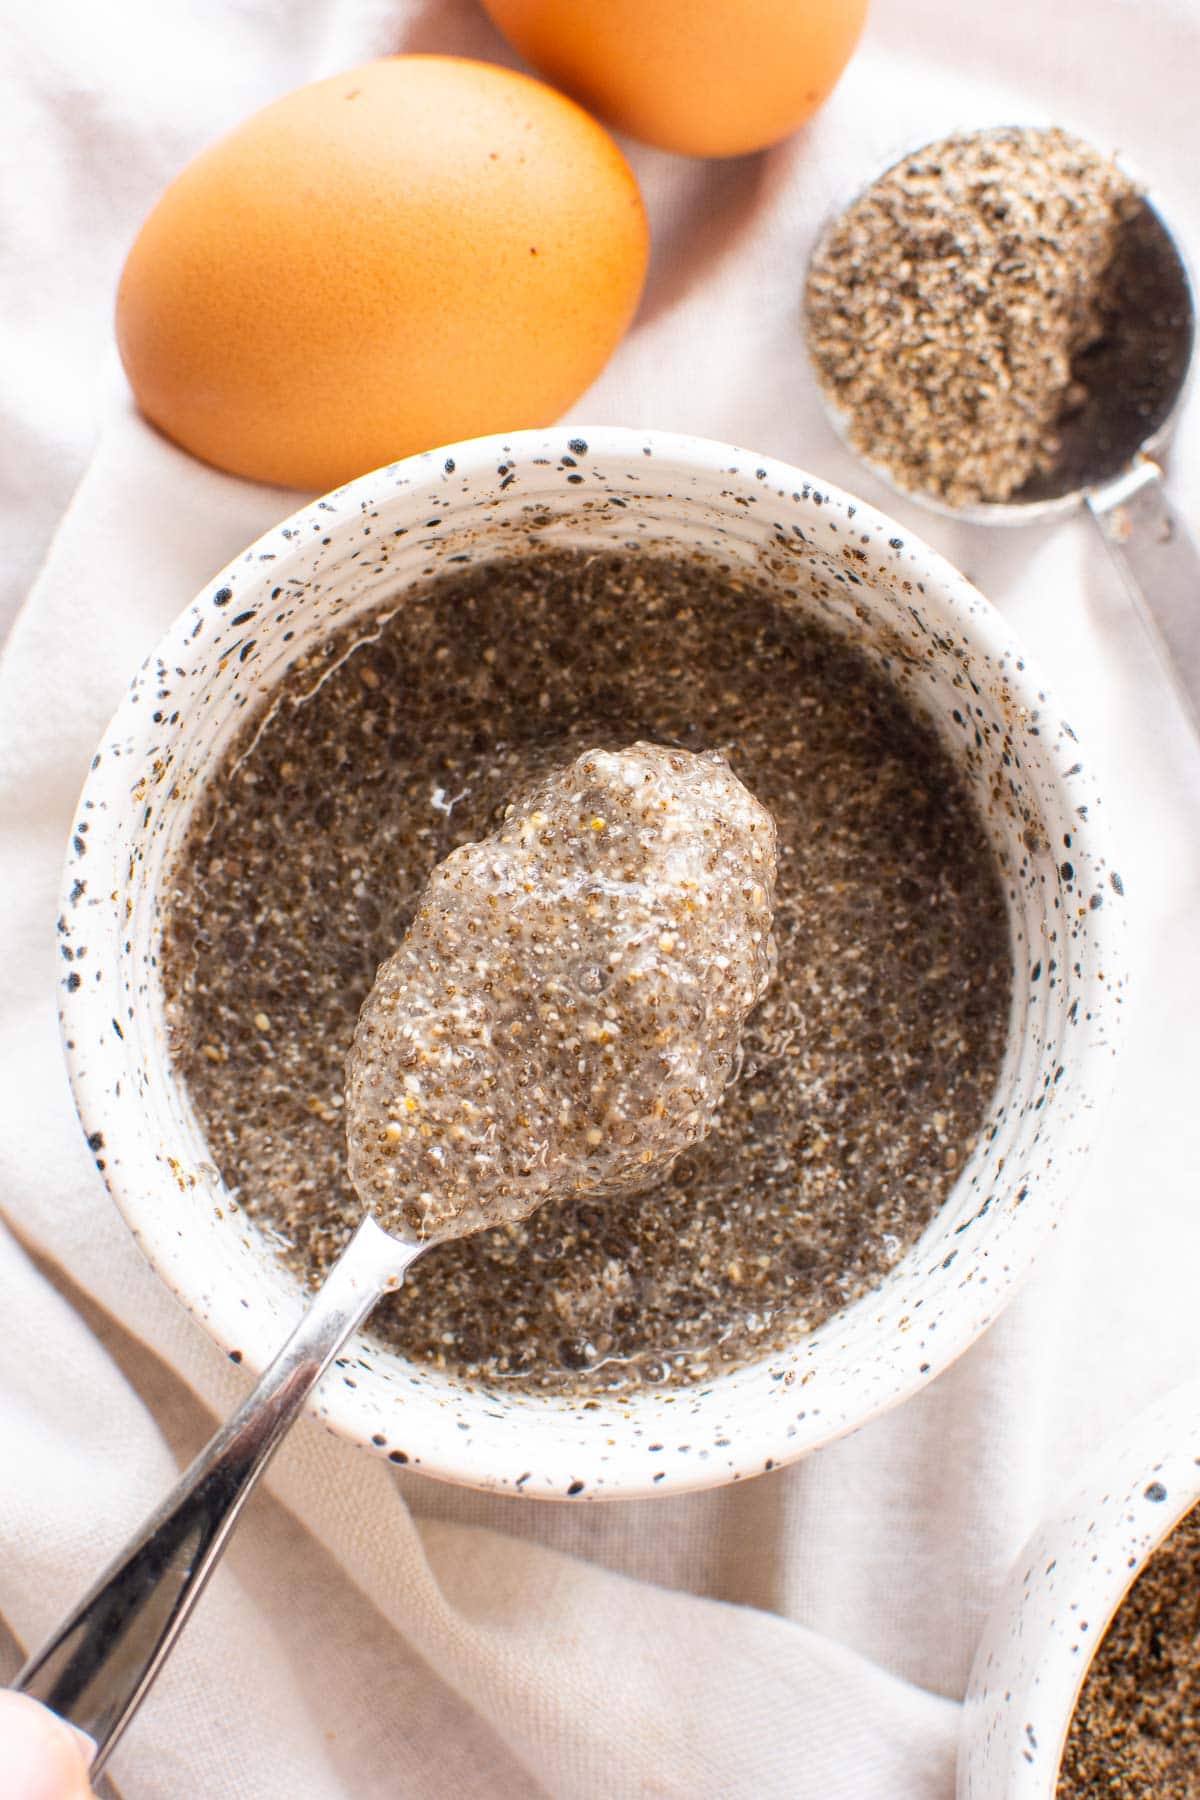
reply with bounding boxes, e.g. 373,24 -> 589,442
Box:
807,134 -> 1200,722
814,182 -> 1194,528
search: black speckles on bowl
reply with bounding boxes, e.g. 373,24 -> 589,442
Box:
56,427 -> 1126,1502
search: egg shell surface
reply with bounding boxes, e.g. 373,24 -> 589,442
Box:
481,0 -> 870,158
116,56 -> 650,490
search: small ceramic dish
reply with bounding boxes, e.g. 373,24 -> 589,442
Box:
960,1376 -> 1200,1795
57,426 -> 1126,1499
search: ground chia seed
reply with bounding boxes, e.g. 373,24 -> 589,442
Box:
161,548 -> 1012,1393
1058,1501 -> 1200,1796
805,126 -> 1144,507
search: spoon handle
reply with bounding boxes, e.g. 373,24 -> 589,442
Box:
1088,458 -> 1200,732
13,1214 -> 417,1777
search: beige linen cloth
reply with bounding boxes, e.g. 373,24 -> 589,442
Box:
4,1 -> 1200,1794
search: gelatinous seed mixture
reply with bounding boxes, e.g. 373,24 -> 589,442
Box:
347,743 -> 777,1242
162,550 -> 1012,1391
1058,1502 -> 1200,1798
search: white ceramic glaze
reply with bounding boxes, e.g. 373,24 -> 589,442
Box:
960,1378 -> 1200,1795
58,427 -> 1126,1500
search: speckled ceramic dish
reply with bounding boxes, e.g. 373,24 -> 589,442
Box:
960,1377 -> 1200,1795
58,427 -> 1126,1500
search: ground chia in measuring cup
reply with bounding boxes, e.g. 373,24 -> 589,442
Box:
1058,1501 -> 1200,1797
162,548 -> 1012,1393
806,126 -> 1151,508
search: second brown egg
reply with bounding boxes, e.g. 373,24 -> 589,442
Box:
481,0 -> 869,158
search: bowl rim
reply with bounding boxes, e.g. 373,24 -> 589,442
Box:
958,1376 -> 1200,1796
58,424 -> 1127,1499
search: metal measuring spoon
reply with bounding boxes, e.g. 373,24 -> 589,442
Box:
811,178 -> 1200,725
13,743 -> 777,1780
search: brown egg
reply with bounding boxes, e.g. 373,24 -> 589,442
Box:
481,0 -> 869,158
116,57 -> 649,491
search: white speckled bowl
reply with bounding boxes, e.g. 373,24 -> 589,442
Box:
960,1378 -> 1200,1795
59,426 -> 1126,1500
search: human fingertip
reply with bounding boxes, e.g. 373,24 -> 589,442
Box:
0,1690 -> 95,1798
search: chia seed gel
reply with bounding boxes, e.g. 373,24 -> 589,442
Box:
346,743 -> 777,1242
162,550 -> 1012,1393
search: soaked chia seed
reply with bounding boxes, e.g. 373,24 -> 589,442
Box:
161,549 -> 1012,1393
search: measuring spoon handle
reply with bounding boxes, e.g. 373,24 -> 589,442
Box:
1088,458 -> 1200,732
13,1214 -> 416,1778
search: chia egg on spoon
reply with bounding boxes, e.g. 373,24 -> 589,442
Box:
346,741 -> 779,1243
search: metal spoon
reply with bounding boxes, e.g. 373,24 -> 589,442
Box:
14,740 -> 775,1780
14,1213 -> 419,1779
812,173 -> 1200,726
